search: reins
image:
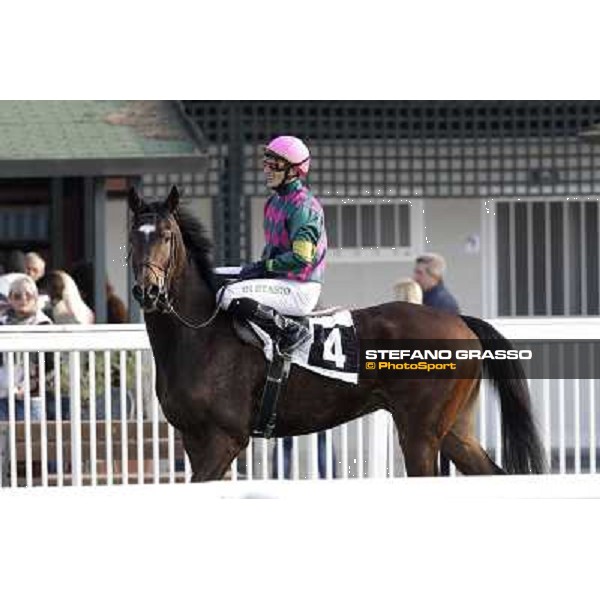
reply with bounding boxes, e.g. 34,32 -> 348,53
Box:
163,286 -> 228,330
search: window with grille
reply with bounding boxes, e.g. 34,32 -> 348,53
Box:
0,206 -> 50,242
322,198 -> 419,261
496,199 -> 599,316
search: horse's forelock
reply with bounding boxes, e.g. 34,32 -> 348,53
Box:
132,201 -> 167,226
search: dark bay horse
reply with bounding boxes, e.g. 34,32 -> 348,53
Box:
128,186 -> 546,481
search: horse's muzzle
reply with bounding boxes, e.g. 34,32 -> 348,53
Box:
132,284 -> 161,312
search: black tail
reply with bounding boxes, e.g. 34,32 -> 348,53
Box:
461,315 -> 546,474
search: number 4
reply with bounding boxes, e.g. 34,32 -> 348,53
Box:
323,328 -> 346,369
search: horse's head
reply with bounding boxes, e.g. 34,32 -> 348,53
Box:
128,185 -> 184,313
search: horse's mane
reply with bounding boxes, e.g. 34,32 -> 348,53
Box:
174,206 -> 216,292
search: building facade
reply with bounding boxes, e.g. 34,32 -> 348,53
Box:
3,100 -> 600,321
182,100 -> 600,318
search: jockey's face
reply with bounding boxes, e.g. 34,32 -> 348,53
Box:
263,155 -> 288,189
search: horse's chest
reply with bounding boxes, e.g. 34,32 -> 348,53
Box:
149,332 -> 230,430
155,383 -> 193,425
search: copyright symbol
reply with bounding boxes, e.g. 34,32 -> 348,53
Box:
366,362 -> 376,370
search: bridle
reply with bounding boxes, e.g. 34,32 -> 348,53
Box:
130,213 -> 225,330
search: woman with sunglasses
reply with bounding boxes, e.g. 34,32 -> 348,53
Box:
219,135 -> 327,356
0,276 -> 51,326
0,276 -> 52,422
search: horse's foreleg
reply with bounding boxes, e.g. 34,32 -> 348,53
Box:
182,427 -> 243,482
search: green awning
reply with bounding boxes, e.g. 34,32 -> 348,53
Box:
0,100 -> 207,177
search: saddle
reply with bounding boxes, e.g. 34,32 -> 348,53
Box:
233,304 -> 344,438
232,307 -> 342,351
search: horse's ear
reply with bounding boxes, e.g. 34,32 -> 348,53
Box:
165,185 -> 180,213
128,187 -> 144,214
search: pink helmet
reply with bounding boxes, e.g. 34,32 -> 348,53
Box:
264,135 -> 311,177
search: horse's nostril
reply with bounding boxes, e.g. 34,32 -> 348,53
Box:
147,285 -> 159,300
132,285 -> 143,302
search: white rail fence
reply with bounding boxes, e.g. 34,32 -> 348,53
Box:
0,319 -> 598,487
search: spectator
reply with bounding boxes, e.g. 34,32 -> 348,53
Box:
0,276 -> 52,327
0,276 -> 52,421
24,252 -> 46,282
44,271 -> 95,325
393,277 -> 423,304
412,253 -> 460,314
24,252 -> 51,312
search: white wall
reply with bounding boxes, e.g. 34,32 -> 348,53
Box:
320,262 -> 411,309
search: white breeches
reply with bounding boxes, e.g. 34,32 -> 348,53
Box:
215,267 -> 321,317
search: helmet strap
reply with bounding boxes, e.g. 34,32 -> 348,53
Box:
272,165 -> 299,193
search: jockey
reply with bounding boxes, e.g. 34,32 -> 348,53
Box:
220,135 -> 327,356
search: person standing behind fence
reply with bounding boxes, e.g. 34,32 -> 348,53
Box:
24,252 -> 51,311
43,271 -> 95,325
0,276 -> 53,421
412,253 -> 460,314
24,252 -> 45,282
393,277 -> 423,305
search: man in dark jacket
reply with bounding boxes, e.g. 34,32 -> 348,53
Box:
413,253 -> 460,314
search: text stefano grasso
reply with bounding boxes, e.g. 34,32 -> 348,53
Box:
364,349 -> 533,361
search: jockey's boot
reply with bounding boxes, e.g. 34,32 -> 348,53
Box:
227,297 -> 311,355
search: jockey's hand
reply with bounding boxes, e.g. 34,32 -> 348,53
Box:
239,261 -> 268,280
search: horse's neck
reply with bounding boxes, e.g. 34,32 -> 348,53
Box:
172,260 -> 215,321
